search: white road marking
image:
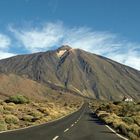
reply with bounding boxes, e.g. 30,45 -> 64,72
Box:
78,117 -> 80,121
64,128 -> 69,132
52,136 -> 59,140
71,124 -> 74,127
105,125 -> 129,140
116,133 -> 129,140
105,125 -> 116,133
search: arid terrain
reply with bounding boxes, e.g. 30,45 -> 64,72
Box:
90,100 -> 140,140
0,94 -> 82,131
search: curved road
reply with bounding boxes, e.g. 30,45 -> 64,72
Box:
0,103 -> 124,140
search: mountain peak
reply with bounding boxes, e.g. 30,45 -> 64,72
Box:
57,45 -> 72,51
56,45 -> 72,57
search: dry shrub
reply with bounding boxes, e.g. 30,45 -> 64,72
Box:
122,117 -> 134,125
132,116 -> 140,126
22,115 -> 34,122
5,115 -> 19,124
117,123 -> 129,136
130,124 -> 140,137
128,132 -> 138,140
98,112 -> 120,126
3,104 -> 15,111
28,110 -> 44,119
37,107 -> 50,115
7,124 -> 19,130
3,110 -> 11,115
40,116 -> 52,122
6,95 -> 29,104
0,119 -> 7,131
0,105 -> 4,113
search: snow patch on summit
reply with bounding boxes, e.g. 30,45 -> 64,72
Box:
57,50 -> 67,57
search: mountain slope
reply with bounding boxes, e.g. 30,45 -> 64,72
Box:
0,45 -> 140,100
0,73 -> 82,107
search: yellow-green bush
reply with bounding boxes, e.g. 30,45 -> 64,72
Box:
5,115 -> 19,124
122,117 -> 134,125
3,110 -> 11,114
0,120 -> 7,131
0,105 -> 4,113
22,115 -> 34,122
5,95 -> 29,104
4,105 -> 15,111
28,110 -> 44,119
128,132 -> 138,140
7,124 -> 19,130
132,116 -> 140,126
38,107 -> 49,115
130,124 -> 140,137
117,123 -> 129,136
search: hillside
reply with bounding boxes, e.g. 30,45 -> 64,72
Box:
0,73 -> 82,103
0,73 -> 83,132
0,45 -> 140,101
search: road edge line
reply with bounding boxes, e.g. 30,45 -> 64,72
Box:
52,135 -> 59,140
105,125 -> 129,140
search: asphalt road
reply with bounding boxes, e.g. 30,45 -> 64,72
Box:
0,103 -> 124,140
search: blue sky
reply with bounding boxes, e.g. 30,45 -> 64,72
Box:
0,0 -> 140,70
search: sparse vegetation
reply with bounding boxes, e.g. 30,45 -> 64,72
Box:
5,95 -> 29,104
0,95 -> 82,132
0,120 -> 7,131
22,115 -> 34,122
91,101 -> 140,140
5,115 -> 19,124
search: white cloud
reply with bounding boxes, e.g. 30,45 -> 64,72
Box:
108,51 -> 140,70
0,33 -> 15,59
0,34 -> 11,49
9,22 -> 140,70
0,51 -> 16,59
9,23 -> 64,52
125,56 -> 140,70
